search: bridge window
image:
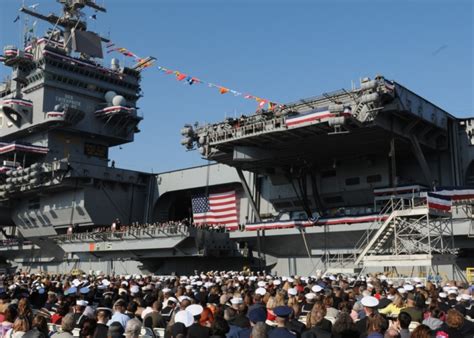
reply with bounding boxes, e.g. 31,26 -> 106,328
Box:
345,177 -> 360,186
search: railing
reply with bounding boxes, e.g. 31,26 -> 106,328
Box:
325,198 -> 405,269
353,198 -> 404,257
0,238 -> 32,247
208,116 -> 286,144
54,223 -> 190,243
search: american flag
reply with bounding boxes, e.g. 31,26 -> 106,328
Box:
191,190 -> 239,230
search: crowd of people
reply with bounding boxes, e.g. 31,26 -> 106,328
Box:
65,221 -> 192,240
0,271 -> 473,338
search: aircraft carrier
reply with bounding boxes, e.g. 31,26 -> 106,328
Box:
0,0 -> 472,278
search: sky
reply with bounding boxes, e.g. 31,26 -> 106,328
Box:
1,0 -> 473,173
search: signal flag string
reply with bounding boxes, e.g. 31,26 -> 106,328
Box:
106,42 -> 280,111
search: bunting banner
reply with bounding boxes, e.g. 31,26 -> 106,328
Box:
106,42 -> 279,111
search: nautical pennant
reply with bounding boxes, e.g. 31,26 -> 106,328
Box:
106,41 -> 280,110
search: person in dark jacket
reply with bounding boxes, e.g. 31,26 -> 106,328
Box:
73,300 -> 89,329
305,303 -> 332,336
93,308 -> 111,338
331,312 -> 359,338
143,301 -> 166,329
237,307 -> 272,338
440,309 -> 474,338
355,296 -> 387,338
210,316 -> 229,338
186,304 -> 211,338
269,306 -> 296,338
287,305 -> 305,338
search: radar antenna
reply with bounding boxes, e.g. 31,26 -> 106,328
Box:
20,0 -> 109,56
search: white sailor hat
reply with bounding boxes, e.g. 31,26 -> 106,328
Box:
439,292 -> 447,298
403,285 -> 414,292
273,280 -> 281,286
367,283 -> 374,289
167,297 -> 178,304
448,289 -> 458,295
461,294 -> 471,301
187,304 -> 204,317
237,276 -> 245,282
102,279 -> 110,287
257,281 -> 266,288
72,279 -> 81,287
329,276 -> 336,281
397,288 -> 406,294
121,281 -> 128,287
130,285 -> 139,294
185,285 -> 193,290
230,297 -> 243,305
312,285 -> 323,293
361,296 -> 379,308
413,277 -> 421,283
287,278 -> 294,283
142,285 -> 152,291
255,288 -> 266,296
162,288 -> 171,293
416,284 -> 424,288
305,293 -> 316,300
76,300 -> 88,307
178,295 -> 191,302
288,288 -> 298,296
196,281 -> 203,286
96,306 -> 113,314
387,281 -> 394,285
175,310 -> 194,327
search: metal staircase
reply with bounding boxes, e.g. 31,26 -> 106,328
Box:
325,199 -> 402,271
325,198 -> 457,277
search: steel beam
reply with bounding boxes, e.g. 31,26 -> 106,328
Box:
409,134 -> 433,185
236,168 -> 261,223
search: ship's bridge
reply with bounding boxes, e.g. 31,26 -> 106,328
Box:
182,75 -> 458,188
